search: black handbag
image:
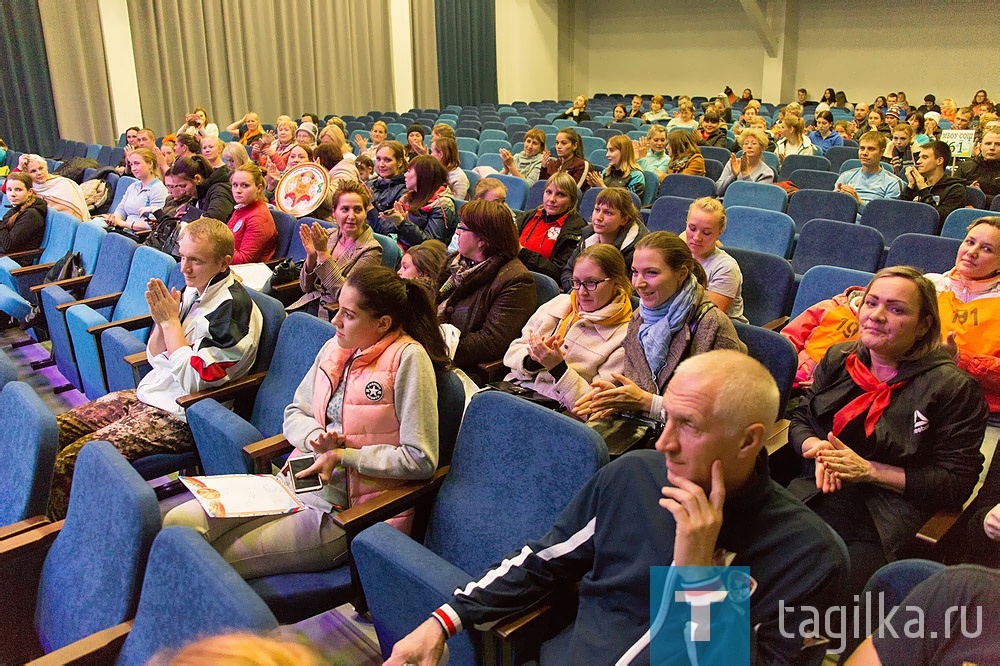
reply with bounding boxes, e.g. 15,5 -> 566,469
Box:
587,412 -> 664,458
486,380 -> 562,410
262,258 -> 305,306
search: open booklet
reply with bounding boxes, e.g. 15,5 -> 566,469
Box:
180,474 -> 305,518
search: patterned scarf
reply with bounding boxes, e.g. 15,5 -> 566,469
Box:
637,275 -> 699,378
438,253 -> 491,305
832,352 -> 910,437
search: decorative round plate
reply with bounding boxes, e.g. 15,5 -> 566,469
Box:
275,163 -> 329,217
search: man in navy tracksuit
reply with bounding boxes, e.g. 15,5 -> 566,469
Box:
386,351 -> 848,665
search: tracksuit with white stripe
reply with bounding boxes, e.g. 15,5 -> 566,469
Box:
432,450 -> 848,664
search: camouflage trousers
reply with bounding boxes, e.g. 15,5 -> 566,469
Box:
49,390 -> 194,519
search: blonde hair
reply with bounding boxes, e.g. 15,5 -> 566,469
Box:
605,135 -> 640,175
739,128 -> 769,149
179,217 -> 235,259
689,196 -> 727,232
151,632 -> 325,666
223,142 -> 251,168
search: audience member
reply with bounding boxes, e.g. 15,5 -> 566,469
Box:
0,173 -> 46,263
19,154 -> 89,221
516,172 -> 587,282
883,123 -> 916,178
404,123 -> 427,161
781,285 -> 866,390
953,106 -> 974,130
626,95 -> 644,119
505,243 -> 633,410
438,199 -> 536,372
295,122 -> 318,148
222,142 -> 250,171
354,121 -> 387,160
165,266 -> 445,577
683,197 -> 746,322
900,140 -> 969,227
642,95 -> 670,124
200,136 -> 227,171
152,632 -> 326,666
587,135 -> 645,197
664,130 -> 706,177
608,103 -> 628,127
698,110 -> 727,148
775,115 -> 817,161
366,141 -> 408,226
254,119 -> 296,171
387,350 -> 845,664
940,97 -> 958,122
225,112 -> 264,147
560,187 -> 649,291
49,218 -> 262,518
923,111 -> 942,140
716,128 -> 775,196
355,154 -> 374,182
315,142 -> 360,191
809,110 -> 845,155
430,136 -> 469,199
318,125 -> 355,162
167,155 -> 235,223
635,125 -> 670,180
227,163 -> 277,263
665,102 -> 698,132
499,128 -> 545,187
557,95 -> 591,124
375,155 -> 457,250
907,112 -> 931,147
538,128 -> 593,191
173,132 -> 201,161
835,131 -> 902,215
398,239 -> 448,289
575,232 -> 744,422
853,102 -> 871,134
958,127 -> 1000,202
176,107 -> 219,138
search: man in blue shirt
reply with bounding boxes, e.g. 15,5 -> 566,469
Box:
835,131 -> 903,217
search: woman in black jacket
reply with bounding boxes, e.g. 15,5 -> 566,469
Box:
0,173 -> 47,264
167,156 -> 235,223
366,140 -> 408,228
516,172 -> 587,282
790,266 -> 988,602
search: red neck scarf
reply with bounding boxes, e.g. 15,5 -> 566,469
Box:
831,352 -> 909,437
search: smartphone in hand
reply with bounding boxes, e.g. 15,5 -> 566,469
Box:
284,455 -> 323,493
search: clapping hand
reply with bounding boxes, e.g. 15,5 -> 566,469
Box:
145,278 -> 182,326
815,431 -> 873,485
574,373 -> 650,418
586,171 -> 606,187
527,331 -> 564,370
945,331 -> 960,362
499,147 -> 513,167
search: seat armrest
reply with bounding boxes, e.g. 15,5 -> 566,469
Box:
762,316 -> 789,331
333,467 -> 449,536
124,351 -> 148,368
9,261 -> 56,278
56,291 -> 123,313
765,419 -> 790,456
476,359 -> 506,384
0,516 -> 50,541
242,434 -> 293,473
30,274 -> 92,294
27,620 -> 133,665
915,511 -> 962,545
1,248 -> 44,263
0,519 -> 63,560
175,371 -> 266,410
86,314 -> 153,337
268,280 -> 299,295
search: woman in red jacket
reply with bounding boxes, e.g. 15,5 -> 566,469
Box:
227,163 -> 277,264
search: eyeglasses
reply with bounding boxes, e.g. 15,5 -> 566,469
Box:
456,225 -> 472,234
571,278 -> 611,291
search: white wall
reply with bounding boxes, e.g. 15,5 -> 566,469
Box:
795,0 -> 996,107
577,0 -> 997,105
583,0 -> 768,100
496,0 -> 560,103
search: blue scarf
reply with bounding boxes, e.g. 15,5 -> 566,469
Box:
638,276 -> 699,378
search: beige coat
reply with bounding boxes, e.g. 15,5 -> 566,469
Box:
504,293 -> 631,411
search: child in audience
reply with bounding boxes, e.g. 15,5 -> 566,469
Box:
431,136 -> 469,199
834,120 -> 853,141
731,100 -> 761,140
587,135 -> 645,199
666,103 -> 699,132
500,128 -> 545,186
164,266 -> 447,579
884,123 -> 916,177
398,238 -> 448,289
355,155 -> 374,182
504,243 -> 633,411
538,128 -> 593,191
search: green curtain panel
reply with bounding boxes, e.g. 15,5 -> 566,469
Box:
434,0 -> 498,107
0,0 -> 59,155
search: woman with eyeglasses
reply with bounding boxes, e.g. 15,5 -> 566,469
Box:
504,244 -> 633,411
437,200 -> 536,375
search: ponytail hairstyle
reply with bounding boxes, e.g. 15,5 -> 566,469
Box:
168,154 -> 214,183
556,128 -> 584,159
4,172 -> 37,228
174,132 -> 202,155
405,239 -> 448,280
232,161 -> 266,193
634,231 -> 707,288
346,265 -> 451,370
131,147 -> 163,180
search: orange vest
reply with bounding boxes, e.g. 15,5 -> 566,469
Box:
936,289 -> 1000,361
312,330 -> 418,533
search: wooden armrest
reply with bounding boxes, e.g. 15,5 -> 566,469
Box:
264,258 -> 283,269
490,584 -> 579,642
124,351 -> 149,368
269,280 -> 301,294
9,261 -> 56,277
133,229 -> 151,241
765,419 -> 790,456
333,467 -> 449,535
0,519 -> 63,559
0,516 -> 50,541
762,316 -> 789,331
915,511 -> 962,545
321,302 -> 339,315
28,620 -> 133,665
2,248 -> 43,263
86,314 -> 153,337
30,274 -> 92,294
243,434 -> 293,473
492,602 -> 560,640
476,359 -> 507,384
55,291 -> 123,313
174,371 -> 266,410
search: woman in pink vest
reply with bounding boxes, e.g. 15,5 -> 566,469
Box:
164,266 -> 449,578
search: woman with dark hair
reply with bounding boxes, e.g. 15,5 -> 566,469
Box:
505,243 -> 633,410
367,141 -> 409,228
820,88 -> 837,106
437,199 -> 536,373
176,107 -> 219,138
516,171 -> 587,282
790,266 -> 988,604
873,96 -> 888,112
294,181 -> 382,319
538,128 -> 593,191
168,154 -> 235,222
164,265 -> 449,578
405,123 -> 427,161
431,136 -> 469,199
0,173 -> 46,263
609,104 -> 628,128
398,239 -> 448,290
173,133 -> 202,161
574,231 -> 744,421
907,111 -> 931,147
972,89 -> 993,118
375,155 -> 457,250
834,91 -> 853,112
560,187 -> 649,291
808,110 -> 844,155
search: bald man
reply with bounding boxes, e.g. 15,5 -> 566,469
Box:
386,350 -> 848,665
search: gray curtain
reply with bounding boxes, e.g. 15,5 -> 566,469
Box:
37,0 -> 116,146
126,0 -> 395,136
410,0 -> 440,111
